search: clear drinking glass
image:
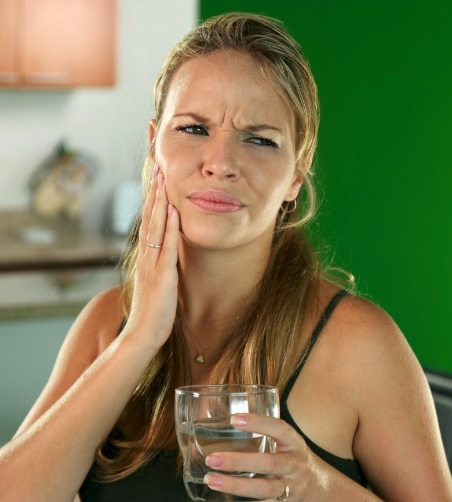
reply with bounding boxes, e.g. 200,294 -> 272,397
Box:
175,384 -> 279,502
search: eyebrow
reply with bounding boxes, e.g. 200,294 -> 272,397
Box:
172,112 -> 283,134
246,123 -> 282,134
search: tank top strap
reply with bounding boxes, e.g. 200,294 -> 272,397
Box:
281,289 -> 349,402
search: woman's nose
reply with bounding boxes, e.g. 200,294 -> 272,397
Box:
201,132 -> 239,181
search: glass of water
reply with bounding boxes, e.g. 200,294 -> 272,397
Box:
175,384 -> 279,501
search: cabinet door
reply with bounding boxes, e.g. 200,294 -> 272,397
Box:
67,0 -> 116,86
12,0 -> 116,88
0,0 -> 17,85
19,0 -> 73,86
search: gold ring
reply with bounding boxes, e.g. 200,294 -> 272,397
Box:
274,477 -> 290,501
146,242 -> 162,249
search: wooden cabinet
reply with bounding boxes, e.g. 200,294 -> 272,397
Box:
0,0 -> 116,88
0,0 -> 16,84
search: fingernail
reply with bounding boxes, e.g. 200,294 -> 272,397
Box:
204,473 -> 223,487
168,204 -> 174,218
153,163 -> 159,177
205,454 -> 222,468
231,414 -> 248,427
158,171 -> 164,188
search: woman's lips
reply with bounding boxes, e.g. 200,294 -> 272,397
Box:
188,191 -> 245,213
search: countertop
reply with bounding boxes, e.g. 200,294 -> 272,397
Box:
0,209 -> 123,272
0,210 -> 124,320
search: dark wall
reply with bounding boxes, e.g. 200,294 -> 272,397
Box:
199,1 -> 452,372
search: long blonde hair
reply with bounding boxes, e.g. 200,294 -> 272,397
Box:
96,12 -> 325,481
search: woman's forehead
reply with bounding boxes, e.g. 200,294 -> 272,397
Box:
163,50 -> 295,132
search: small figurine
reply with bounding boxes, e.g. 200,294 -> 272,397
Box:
29,142 -> 96,221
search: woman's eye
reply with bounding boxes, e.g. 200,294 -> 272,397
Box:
246,136 -> 279,148
175,124 -> 208,135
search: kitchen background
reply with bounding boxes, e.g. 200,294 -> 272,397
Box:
1,0 -> 451,448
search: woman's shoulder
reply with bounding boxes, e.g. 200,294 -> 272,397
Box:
314,287 -> 450,498
311,282 -> 426,409
82,284 -> 125,325
47,285 -> 126,372
312,281 -> 404,353
286,282 -> 421,461
74,285 -> 125,352
48,284 -> 126,387
304,281 -> 419,398
329,289 -> 406,357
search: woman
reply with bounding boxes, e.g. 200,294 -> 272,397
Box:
0,12 -> 450,502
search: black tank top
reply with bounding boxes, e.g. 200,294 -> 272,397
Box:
280,290 -> 367,486
79,290 -> 367,501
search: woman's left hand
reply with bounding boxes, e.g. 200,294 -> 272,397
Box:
203,413 -> 315,501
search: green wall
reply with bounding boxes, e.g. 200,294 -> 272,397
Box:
199,1 -> 452,372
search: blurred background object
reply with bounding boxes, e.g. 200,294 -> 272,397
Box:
29,141 -> 96,221
109,180 -> 142,236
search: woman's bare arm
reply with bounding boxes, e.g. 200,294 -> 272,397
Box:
347,297 -> 452,500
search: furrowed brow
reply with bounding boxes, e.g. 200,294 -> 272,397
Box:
172,113 -> 282,134
173,112 -> 209,123
246,123 -> 282,134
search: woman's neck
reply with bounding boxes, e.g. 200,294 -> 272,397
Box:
177,237 -> 271,338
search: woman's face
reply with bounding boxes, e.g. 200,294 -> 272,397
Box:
151,49 -> 301,252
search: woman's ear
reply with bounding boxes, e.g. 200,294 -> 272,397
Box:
285,172 -> 303,201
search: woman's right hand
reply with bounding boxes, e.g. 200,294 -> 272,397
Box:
125,163 -> 180,350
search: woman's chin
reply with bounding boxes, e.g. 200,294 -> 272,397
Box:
178,218 -> 239,250
179,231 -> 236,251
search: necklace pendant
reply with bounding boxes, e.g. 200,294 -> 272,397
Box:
195,354 -> 204,364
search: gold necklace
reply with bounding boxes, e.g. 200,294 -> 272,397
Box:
186,333 -> 219,364
186,316 -> 240,364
